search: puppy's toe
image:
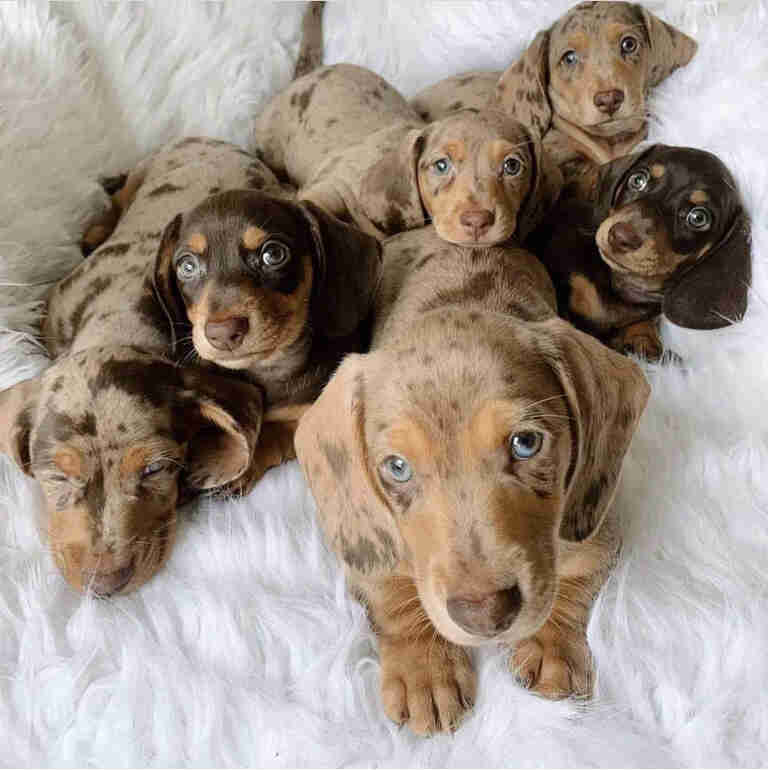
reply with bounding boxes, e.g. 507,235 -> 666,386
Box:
510,636 -> 590,699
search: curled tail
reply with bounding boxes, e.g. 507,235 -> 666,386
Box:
294,1 -> 326,79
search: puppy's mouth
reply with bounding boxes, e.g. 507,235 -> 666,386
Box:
584,115 -> 645,137
83,558 -> 136,597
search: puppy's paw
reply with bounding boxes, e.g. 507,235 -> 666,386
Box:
379,636 -> 476,735
510,633 -> 591,699
609,319 -> 663,363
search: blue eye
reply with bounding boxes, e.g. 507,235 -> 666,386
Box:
509,432 -> 543,460
382,455 -> 413,483
561,50 -> 578,66
175,254 -> 201,281
432,157 -> 452,175
141,460 -> 167,479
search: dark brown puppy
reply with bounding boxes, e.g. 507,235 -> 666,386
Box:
529,144 -> 751,359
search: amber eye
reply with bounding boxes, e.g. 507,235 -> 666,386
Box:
509,431 -> 543,460
561,50 -> 578,66
502,156 -> 522,177
620,35 -> 639,55
175,253 -> 202,281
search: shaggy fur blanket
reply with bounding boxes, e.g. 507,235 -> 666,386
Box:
0,1 -> 766,766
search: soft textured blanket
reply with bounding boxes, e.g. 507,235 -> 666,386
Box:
0,1 -> 766,766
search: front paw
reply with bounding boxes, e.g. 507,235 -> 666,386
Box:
379,635 -> 476,735
510,631 -> 591,699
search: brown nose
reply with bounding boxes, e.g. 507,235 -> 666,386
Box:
608,222 -> 643,253
459,209 -> 495,240
83,561 -> 135,597
205,316 -> 250,351
594,89 -> 625,115
446,585 -> 522,637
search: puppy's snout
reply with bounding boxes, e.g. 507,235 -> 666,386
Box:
83,560 -> 135,597
608,222 -> 643,253
205,316 -> 250,351
460,209 -> 495,240
594,89 -> 625,115
446,585 -> 522,637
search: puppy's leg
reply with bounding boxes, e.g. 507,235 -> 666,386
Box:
510,518 -> 619,698
355,573 -> 476,735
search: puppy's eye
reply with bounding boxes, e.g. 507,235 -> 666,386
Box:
626,170 -> 650,193
620,35 -> 639,55
561,50 -> 578,66
141,460 -> 167,479
502,156 -> 522,177
432,157 -> 452,175
259,240 -> 291,269
686,206 -> 712,231
509,431 -> 543,460
380,455 -> 413,483
176,254 -> 202,281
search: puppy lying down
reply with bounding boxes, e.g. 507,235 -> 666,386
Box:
0,137 -> 381,596
296,226 -> 650,734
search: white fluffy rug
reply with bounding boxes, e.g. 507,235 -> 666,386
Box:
1,1 -> 767,766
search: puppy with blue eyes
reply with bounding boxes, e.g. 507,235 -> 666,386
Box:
529,144 -> 752,360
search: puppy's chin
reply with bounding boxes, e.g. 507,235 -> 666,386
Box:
433,221 -> 517,249
583,114 -> 646,139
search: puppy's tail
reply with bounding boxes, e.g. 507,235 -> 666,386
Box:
293,1 -> 326,79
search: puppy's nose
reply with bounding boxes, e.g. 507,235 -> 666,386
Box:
608,222 -> 643,253
594,89 -> 625,115
446,585 -> 522,637
205,316 -> 250,351
83,561 -> 135,597
460,209 -> 495,240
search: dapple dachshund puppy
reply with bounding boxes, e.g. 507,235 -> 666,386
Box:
0,138 -> 380,597
411,2 -> 697,189
255,64 -> 561,245
295,226 -> 650,735
530,144 -> 751,360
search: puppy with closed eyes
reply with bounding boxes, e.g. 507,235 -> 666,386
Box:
529,144 -> 751,360
295,225 -> 649,734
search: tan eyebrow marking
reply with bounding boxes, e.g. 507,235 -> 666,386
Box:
242,226 -> 267,250
186,233 -> 208,253
690,190 -> 710,204
650,164 -> 666,179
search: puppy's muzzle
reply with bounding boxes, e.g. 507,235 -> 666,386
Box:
607,221 -> 643,253
460,209 -> 495,241
205,316 -> 250,351
594,89 -> 625,116
83,559 -> 135,597
446,584 -> 522,637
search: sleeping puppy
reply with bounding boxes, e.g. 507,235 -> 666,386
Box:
530,144 -> 751,360
295,226 -> 650,734
411,2 -> 696,184
254,64 -> 561,244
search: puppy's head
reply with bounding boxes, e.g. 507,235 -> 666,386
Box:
594,144 -> 751,328
496,2 -> 697,139
296,312 -> 648,647
0,346 -> 263,596
414,110 -> 562,245
154,191 -> 381,370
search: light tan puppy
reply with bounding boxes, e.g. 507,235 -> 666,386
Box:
255,64 -> 561,244
295,226 -> 649,735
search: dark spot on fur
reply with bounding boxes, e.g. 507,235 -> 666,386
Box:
326,117 -> 339,127
449,101 -> 463,111
148,183 -> 183,198
382,204 -> 406,234
420,271 -> 495,313
88,357 -> 176,407
51,377 -> 64,394
297,83 -> 316,118
85,467 -> 105,526
135,281 -> 169,332
208,186 -> 221,194
68,275 -> 114,337
93,242 -> 131,259
320,440 -> 348,479
117,423 -> 126,433
414,252 -> 436,271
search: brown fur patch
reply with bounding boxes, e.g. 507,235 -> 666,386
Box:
690,189 -> 709,204
650,163 -> 666,179
242,226 -> 267,251
53,448 -> 84,479
186,233 -> 208,254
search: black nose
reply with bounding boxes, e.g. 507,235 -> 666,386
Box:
594,89 -> 625,115
204,316 -> 250,351
608,222 -> 643,253
459,209 -> 495,240
446,585 -> 522,636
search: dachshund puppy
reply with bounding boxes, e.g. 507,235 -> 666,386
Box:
255,64 -> 561,244
411,2 -> 696,184
530,144 -> 751,360
295,226 -> 649,734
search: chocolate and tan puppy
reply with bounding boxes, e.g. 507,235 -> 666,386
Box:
295,226 -> 649,734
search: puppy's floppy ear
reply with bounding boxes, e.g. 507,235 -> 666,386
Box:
0,376 -> 40,476
295,354 -> 403,576
299,200 -> 382,339
637,6 -> 698,88
495,30 -> 552,140
663,210 -> 751,330
517,129 -> 563,240
358,127 -> 427,236
537,319 -> 650,542
176,368 -> 264,492
152,213 -> 186,353
594,145 -> 659,221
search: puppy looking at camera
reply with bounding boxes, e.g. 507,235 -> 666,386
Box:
295,226 -> 649,735
255,64 -> 561,245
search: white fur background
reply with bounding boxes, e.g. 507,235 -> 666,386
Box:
0,1 -> 766,766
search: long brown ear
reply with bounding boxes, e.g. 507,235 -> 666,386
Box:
638,6 -> 698,88
294,354 -> 403,576
594,145 -> 660,220
299,200 -> 382,339
176,368 -> 264,492
357,127 -> 427,237
0,377 -> 41,476
663,210 -> 751,330
152,213 -> 186,353
517,129 -> 562,240
495,30 -> 552,140
537,319 -> 650,542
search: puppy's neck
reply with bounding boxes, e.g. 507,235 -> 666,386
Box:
551,114 -> 647,166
